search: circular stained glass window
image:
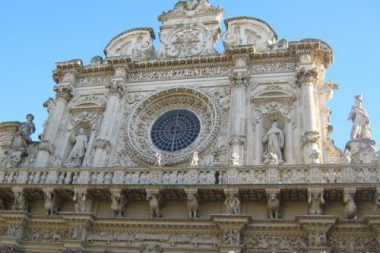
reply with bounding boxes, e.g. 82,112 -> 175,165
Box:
151,109 -> 201,152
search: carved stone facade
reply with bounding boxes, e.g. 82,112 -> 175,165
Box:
0,1 -> 379,253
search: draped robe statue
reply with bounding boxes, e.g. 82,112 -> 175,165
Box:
263,122 -> 285,164
348,95 -> 371,139
64,128 -> 88,167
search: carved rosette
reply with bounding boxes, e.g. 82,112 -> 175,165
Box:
53,85 -> 73,101
127,88 -> 221,165
296,68 -> 318,86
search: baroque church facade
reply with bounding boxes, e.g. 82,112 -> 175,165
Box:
0,1 -> 380,252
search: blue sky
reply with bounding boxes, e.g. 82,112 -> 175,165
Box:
0,0 -> 379,150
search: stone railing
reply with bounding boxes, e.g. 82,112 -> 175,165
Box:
0,163 -> 379,186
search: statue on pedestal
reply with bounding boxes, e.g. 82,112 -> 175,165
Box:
348,95 -> 371,139
13,114 -> 35,150
345,95 -> 378,163
224,193 -> 240,215
263,122 -> 285,164
64,128 -> 88,168
191,151 -> 199,167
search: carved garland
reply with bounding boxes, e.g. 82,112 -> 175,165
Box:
127,88 -> 221,165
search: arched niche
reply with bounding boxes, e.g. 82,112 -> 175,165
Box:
250,90 -> 297,165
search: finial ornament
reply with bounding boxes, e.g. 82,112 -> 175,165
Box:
348,95 -> 371,139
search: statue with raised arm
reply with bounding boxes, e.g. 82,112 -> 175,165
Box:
263,122 -> 285,164
64,128 -> 88,167
348,95 -> 371,139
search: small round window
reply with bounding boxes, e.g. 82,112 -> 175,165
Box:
151,109 -> 201,152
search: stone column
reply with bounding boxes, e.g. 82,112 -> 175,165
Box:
228,57 -> 250,165
212,214 -> 250,253
298,216 -> 338,253
92,67 -> 126,167
34,73 -> 74,167
297,67 -> 321,164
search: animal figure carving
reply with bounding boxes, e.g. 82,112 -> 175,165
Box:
266,192 -> 280,219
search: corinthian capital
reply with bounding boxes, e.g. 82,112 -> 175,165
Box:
228,69 -> 252,87
106,80 -> 126,98
296,68 -> 318,86
53,85 -> 73,102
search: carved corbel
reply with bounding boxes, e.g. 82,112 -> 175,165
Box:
185,189 -> 199,219
146,189 -> 163,218
12,187 -> 28,212
224,189 -> 240,215
265,189 -> 281,219
42,188 -> 62,216
343,188 -> 357,220
110,189 -> 128,217
73,188 -> 93,213
308,188 -> 325,215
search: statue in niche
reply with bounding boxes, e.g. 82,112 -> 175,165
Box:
64,128 -> 88,168
13,114 -> 35,150
263,121 -> 285,164
348,95 -> 371,139
231,152 -> 240,166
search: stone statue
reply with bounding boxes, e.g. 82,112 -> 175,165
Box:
154,153 -> 162,167
266,192 -> 280,219
308,191 -> 324,215
73,190 -> 92,213
13,114 -> 35,150
343,191 -> 357,220
191,151 -> 199,166
231,152 -> 240,166
187,192 -> 199,219
348,95 -> 371,139
64,128 -> 88,167
263,122 -> 285,164
110,190 -> 127,217
224,193 -> 240,215
44,190 -> 61,216
147,193 -> 162,218
13,191 -> 28,211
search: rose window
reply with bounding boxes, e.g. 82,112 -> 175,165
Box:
151,109 -> 201,152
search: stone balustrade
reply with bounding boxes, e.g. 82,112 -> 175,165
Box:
0,163 -> 379,187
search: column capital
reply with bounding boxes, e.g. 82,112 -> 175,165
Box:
53,84 -> 73,102
106,79 -> 126,98
296,67 -> 318,86
228,68 -> 251,87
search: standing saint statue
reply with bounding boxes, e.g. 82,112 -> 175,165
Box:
13,114 -> 35,150
348,95 -> 371,139
64,128 -> 88,167
263,121 -> 285,164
